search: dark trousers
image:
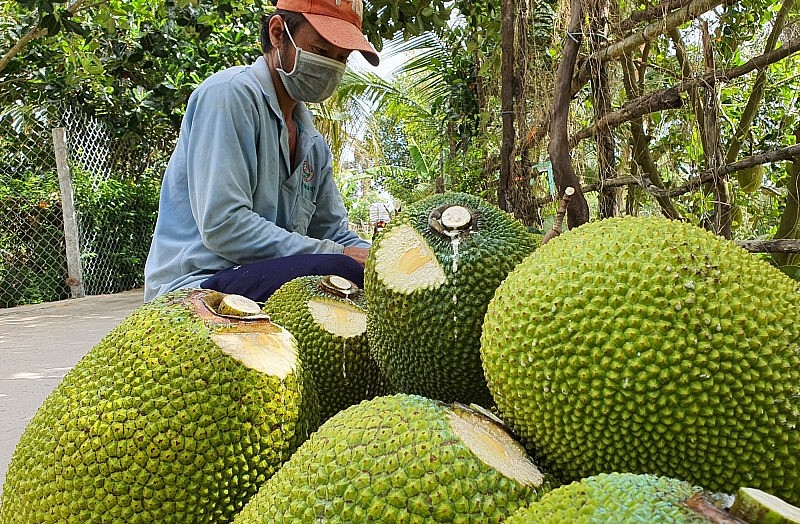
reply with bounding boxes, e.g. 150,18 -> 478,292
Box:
201,253 -> 364,302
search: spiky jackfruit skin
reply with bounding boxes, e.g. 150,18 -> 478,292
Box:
263,275 -> 389,427
232,394 -> 551,523
481,217 -> 800,504
0,289 -> 308,524
506,473 -> 709,523
364,192 -> 536,407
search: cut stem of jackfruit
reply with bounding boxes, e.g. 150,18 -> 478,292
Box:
441,205 -> 472,230
328,275 -> 353,291
217,294 -> 262,317
730,487 -> 800,524
447,404 -> 545,488
318,275 -> 360,298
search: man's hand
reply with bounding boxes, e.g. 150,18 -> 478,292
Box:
343,246 -> 369,266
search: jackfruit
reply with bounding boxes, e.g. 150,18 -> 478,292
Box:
481,216 -> 800,504
262,275 -> 389,427
730,487 -> 800,524
364,192 -> 536,406
505,472 -> 717,523
737,165 -> 764,194
0,289 -> 310,523
232,394 -> 552,523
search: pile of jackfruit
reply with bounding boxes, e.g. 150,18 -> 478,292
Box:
2,192 -> 799,523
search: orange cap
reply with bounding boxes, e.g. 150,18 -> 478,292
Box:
275,0 -> 380,66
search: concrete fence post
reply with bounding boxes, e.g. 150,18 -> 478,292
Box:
52,127 -> 85,299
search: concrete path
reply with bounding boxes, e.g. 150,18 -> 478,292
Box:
0,289 -> 145,497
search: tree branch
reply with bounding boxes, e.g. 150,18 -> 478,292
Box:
649,144 -> 800,197
677,36 -> 800,92
548,0 -> 590,228
533,144 -> 800,206
0,0 -> 94,75
736,239 -> 800,253
567,35 -> 800,149
616,0 -> 697,34
724,0 -> 795,164
569,87 -> 683,146
572,0 -> 731,93
0,27 -> 48,74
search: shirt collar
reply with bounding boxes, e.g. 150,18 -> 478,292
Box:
251,56 -> 318,136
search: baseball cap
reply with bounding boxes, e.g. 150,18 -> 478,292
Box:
275,0 -> 380,66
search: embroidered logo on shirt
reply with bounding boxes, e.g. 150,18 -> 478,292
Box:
301,160 -> 316,193
302,161 -> 314,183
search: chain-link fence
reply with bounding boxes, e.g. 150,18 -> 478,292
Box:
0,103 -> 169,308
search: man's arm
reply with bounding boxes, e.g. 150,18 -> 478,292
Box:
343,246 -> 369,265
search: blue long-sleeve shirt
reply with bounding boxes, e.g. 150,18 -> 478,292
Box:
144,56 -> 369,301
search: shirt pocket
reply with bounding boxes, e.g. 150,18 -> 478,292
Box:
287,192 -> 316,235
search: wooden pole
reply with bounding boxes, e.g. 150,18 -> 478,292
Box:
52,127 -> 85,299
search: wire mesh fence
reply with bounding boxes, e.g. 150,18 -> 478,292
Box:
0,103 -> 168,308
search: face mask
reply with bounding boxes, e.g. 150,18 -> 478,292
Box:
277,25 -> 346,103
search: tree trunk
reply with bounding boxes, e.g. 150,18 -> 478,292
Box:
548,0 -> 590,228
772,131 -> 800,268
499,0 -> 515,211
700,23 -> 731,238
508,0 -> 542,225
589,0 -> 618,218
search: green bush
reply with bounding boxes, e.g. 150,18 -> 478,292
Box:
0,169 -> 161,307
0,172 -> 70,307
73,170 -> 160,295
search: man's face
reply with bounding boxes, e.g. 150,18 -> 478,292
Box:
274,18 -> 352,73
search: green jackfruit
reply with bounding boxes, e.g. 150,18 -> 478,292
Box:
505,472 -> 718,523
262,275 -> 389,427
364,192 -> 536,406
481,216 -> 800,504
737,165 -> 764,194
0,289 -> 310,524
730,487 -> 800,524
232,394 -> 552,523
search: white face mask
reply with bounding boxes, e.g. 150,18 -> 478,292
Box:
277,25 -> 346,103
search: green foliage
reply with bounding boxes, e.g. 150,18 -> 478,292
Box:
781,264 -> 800,281
2,0 -> 268,147
0,166 -> 160,307
72,169 -> 160,294
361,0 -> 452,49
0,172 -> 70,307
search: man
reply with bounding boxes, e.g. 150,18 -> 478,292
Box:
144,0 -> 380,302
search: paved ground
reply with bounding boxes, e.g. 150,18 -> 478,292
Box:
0,289 -> 145,497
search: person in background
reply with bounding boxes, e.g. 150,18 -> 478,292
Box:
144,0 -> 380,302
